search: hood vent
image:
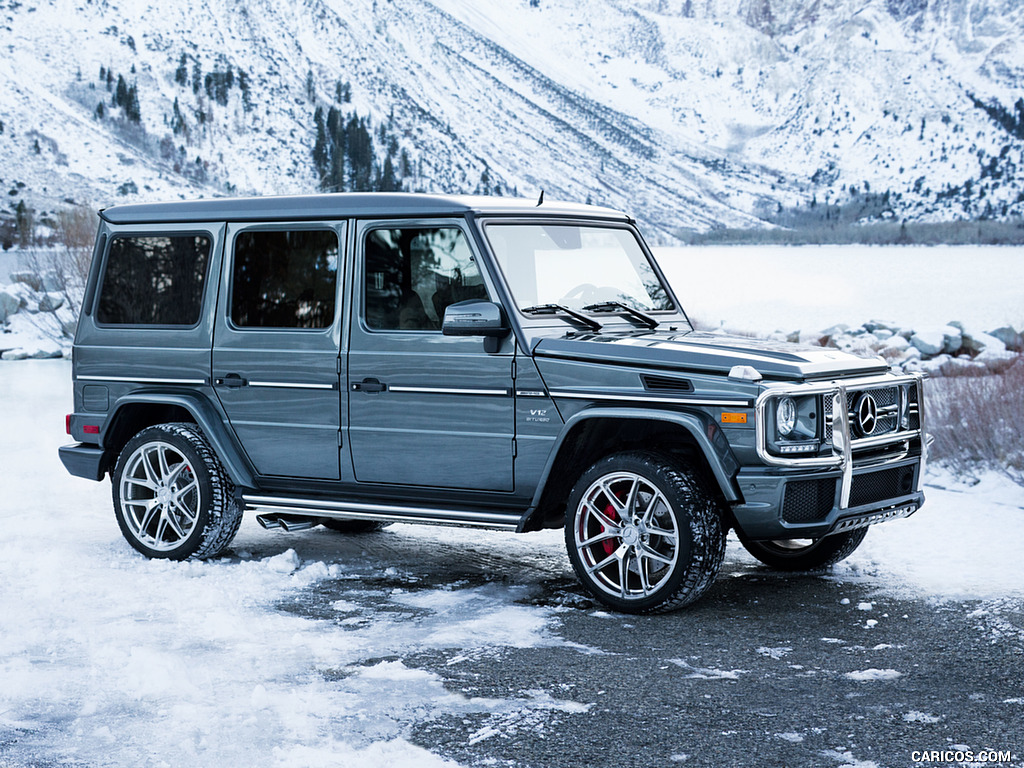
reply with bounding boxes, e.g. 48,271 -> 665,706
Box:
641,375 -> 694,393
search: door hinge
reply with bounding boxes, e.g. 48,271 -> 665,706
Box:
337,357 -> 342,376
511,358 -> 517,380
338,430 -> 343,447
512,438 -> 517,458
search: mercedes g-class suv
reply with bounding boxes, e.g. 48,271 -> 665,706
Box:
59,193 -> 926,613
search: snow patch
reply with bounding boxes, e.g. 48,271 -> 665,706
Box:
844,668 -> 903,682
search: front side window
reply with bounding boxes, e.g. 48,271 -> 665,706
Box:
231,229 -> 339,329
97,234 -> 211,326
486,224 -> 674,313
364,227 -> 487,331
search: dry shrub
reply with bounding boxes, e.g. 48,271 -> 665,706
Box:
927,357 -> 1024,485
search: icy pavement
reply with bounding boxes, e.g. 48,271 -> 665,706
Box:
1,360 -> 1022,768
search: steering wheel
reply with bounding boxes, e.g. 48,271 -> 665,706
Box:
558,283 -> 598,305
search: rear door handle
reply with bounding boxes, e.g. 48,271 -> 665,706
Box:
351,378 -> 387,393
215,373 -> 248,388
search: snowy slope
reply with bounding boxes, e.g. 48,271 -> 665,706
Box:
0,0 -> 1022,241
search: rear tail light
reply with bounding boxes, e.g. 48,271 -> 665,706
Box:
65,414 -> 72,435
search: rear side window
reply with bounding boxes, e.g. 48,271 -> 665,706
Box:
97,234 -> 211,326
231,229 -> 339,329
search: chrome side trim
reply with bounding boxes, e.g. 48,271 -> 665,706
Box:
387,386 -> 510,396
76,375 -> 208,386
549,391 -> 753,407
248,381 -> 336,390
242,494 -> 520,529
515,390 -> 548,397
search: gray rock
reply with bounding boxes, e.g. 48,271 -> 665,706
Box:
910,330 -> 945,356
873,328 -> 894,340
9,271 -> 42,291
38,292 -> 64,312
941,327 -> 962,354
1,286 -> 24,321
988,326 -> 1023,353
40,269 -> 62,293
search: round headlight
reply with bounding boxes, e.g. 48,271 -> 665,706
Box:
776,396 -> 797,437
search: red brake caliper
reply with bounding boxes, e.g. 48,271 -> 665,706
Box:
601,502 -> 619,556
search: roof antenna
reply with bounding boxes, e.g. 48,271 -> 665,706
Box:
536,189 -> 544,206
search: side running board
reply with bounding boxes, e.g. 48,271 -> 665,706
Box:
243,494 -> 521,531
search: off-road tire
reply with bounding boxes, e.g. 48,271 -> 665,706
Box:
112,422 -> 243,560
564,451 -> 726,614
737,527 -> 868,571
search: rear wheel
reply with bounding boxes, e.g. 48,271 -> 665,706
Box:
112,422 -> 243,560
564,451 -> 726,614
737,527 -> 868,571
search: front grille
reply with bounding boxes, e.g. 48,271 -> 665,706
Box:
849,465 -> 916,508
824,385 -> 901,442
782,478 -> 837,523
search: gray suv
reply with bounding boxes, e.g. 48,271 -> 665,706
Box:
59,193 -> 927,613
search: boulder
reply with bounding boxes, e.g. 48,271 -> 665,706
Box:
881,334 -> 909,353
941,327 -> 963,354
988,326 -> 1023,353
0,286 -> 21,323
3,282 -> 38,313
9,271 -> 42,291
40,269 -> 62,293
38,292 -> 64,312
873,328 -> 894,340
909,328 -> 947,357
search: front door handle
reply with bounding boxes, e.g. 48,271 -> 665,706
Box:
351,378 -> 387,393
215,373 -> 248,388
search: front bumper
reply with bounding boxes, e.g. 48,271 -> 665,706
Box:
731,458 -> 923,540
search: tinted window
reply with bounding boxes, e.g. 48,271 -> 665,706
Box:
231,229 -> 339,329
97,234 -> 211,326
364,227 -> 487,331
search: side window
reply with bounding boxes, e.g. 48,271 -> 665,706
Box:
364,227 -> 487,331
231,229 -> 339,329
97,234 -> 211,326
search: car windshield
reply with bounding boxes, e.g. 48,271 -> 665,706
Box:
485,224 -> 675,314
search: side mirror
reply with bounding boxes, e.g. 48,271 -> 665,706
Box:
442,300 -> 510,352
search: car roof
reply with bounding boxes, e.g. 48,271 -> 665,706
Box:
100,192 -> 630,225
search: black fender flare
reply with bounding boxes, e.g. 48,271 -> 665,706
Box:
103,391 -> 256,488
518,406 -> 740,531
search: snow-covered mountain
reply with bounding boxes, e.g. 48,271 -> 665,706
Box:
1,0 -> 1022,242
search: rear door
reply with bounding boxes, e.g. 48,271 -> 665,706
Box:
347,219 -> 515,491
212,222 -> 344,479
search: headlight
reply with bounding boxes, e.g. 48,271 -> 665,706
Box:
776,396 -> 797,437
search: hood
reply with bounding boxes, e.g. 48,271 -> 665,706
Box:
532,330 -> 888,381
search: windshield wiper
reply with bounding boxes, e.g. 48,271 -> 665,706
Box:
582,301 -> 659,329
521,304 -> 602,332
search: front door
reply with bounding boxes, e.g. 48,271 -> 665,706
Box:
347,220 -> 515,491
213,222 -> 343,479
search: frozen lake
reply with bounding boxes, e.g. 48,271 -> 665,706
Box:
654,244 -> 1024,334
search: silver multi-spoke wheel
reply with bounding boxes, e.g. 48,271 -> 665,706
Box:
565,452 -> 726,614
573,471 -> 680,601
112,423 -> 243,560
119,441 -> 201,551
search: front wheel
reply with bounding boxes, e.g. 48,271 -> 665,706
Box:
737,527 -> 868,571
564,452 -> 726,614
112,422 -> 243,560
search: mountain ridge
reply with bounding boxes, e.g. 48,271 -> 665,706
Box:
1,0 -> 1021,244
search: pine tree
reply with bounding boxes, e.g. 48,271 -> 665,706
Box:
115,75 -> 128,108
175,53 -> 188,86
191,59 -> 202,94
95,102 -> 105,119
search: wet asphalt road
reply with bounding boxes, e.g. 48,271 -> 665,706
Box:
280,528 -> 1024,768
